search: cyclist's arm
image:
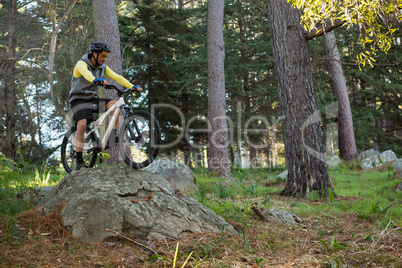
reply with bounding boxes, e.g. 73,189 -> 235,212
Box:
73,61 -> 97,82
105,66 -> 135,89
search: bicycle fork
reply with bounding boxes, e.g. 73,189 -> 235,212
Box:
122,107 -> 142,143
127,119 -> 142,143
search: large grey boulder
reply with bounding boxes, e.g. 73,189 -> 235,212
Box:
379,150 -> 398,163
393,159 -> 402,179
32,186 -> 54,203
40,167 -> 235,243
143,160 -> 198,195
268,209 -> 302,226
275,170 -> 288,181
360,150 -> 397,170
251,206 -> 302,226
358,149 -> 380,161
327,155 -> 342,168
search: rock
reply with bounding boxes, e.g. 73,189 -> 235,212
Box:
379,150 -> 397,163
39,167 -> 235,243
143,160 -> 198,195
361,155 -> 382,170
394,159 -> 402,179
275,170 -> 288,181
32,186 -> 55,203
360,150 -> 397,170
358,149 -> 380,161
267,209 -> 302,226
327,155 -> 342,168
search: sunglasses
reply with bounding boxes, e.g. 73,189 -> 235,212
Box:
98,53 -> 108,59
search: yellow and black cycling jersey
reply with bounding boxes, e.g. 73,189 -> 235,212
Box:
69,53 -> 134,103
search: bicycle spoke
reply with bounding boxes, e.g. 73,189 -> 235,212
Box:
61,126 -> 99,173
119,111 -> 160,169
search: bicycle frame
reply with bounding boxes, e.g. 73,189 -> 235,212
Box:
84,96 -> 125,150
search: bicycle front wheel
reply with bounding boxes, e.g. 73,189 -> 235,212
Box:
119,110 -> 161,169
61,126 -> 98,173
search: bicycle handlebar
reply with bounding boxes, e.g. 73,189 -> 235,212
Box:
105,84 -> 139,96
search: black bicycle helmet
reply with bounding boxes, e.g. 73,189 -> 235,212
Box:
89,41 -> 111,53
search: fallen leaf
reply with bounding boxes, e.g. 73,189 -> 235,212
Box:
40,233 -> 51,236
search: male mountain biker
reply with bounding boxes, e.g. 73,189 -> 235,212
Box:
69,41 -> 143,170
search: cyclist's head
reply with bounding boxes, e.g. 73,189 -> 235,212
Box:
89,41 -> 111,53
89,42 -> 111,66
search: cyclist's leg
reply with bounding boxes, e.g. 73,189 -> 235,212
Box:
71,99 -> 95,167
76,119 -> 87,154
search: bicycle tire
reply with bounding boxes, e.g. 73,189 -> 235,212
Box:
61,126 -> 98,173
119,110 -> 161,169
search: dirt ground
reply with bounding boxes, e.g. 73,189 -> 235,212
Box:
1,198 -> 401,268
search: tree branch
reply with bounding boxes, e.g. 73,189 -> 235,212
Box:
305,19 -> 347,41
251,205 -> 270,222
381,201 -> 402,214
106,229 -> 158,255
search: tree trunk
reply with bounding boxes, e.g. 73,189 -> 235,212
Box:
48,0 -> 77,122
93,0 -> 123,163
4,0 -> 17,161
207,0 -> 230,178
322,31 -> 358,160
183,149 -> 192,168
267,0 -> 331,197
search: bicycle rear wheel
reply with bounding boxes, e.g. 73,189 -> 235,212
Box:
61,126 -> 98,173
119,110 -> 161,169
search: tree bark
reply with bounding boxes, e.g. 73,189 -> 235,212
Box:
322,31 -> 358,160
267,0 -> 331,197
93,0 -> 124,163
207,0 -> 230,177
4,0 -> 17,161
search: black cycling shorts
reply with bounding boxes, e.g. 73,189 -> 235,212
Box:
70,98 -> 113,124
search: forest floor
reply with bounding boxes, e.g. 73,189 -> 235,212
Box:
1,165 -> 401,267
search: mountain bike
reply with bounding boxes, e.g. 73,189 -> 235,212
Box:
61,85 -> 161,173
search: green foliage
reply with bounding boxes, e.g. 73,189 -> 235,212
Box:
0,186 -> 34,241
0,153 -> 16,179
290,0 -> 402,66
235,169 -> 250,183
310,23 -> 402,156
195,230 -> 228,259
306,190 -> 321,201
242,183 -> 258,197
34,166 -> 52,187
317,235 -> 347,253
194,187 -> 207,205
214,182 -> 231,199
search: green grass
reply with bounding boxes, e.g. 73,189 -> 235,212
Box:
328,163 -> 402,226
193,164 -> 402,229
0,159 -> 65,241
